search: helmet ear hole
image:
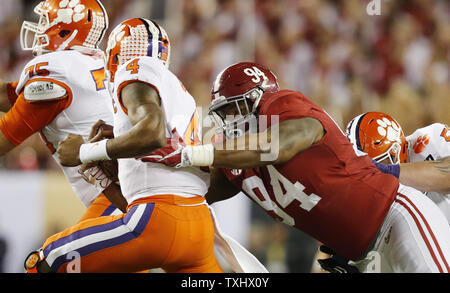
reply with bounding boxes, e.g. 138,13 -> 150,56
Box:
113,54 -> 119,65
88,9 -> 92,22
59,30 -> 71,38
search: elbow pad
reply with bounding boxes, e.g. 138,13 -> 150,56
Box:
24,80 -> 68,102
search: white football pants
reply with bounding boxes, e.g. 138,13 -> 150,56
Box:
356,184 -> 450,273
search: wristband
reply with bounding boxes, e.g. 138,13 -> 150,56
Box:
190,144 -> 214,166
79,139 -> 111,164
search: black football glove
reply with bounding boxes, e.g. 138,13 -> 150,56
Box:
317,245 -> 360,273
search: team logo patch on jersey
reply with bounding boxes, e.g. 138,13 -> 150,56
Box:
413,135 -> 430,154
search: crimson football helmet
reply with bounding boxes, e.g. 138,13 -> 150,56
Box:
105,18 -> 170,82
20,0 -> 108,56
209,62 -> 280,138
346,112 -> 408,164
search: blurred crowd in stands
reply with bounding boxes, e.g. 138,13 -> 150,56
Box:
1,0 -> 448,171
0,0 -> 448,272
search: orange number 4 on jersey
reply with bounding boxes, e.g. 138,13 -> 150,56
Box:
126,59 -> 140,74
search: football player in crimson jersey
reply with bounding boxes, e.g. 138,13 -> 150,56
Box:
0,0 -> 128,261
143,62 -> 450,272
346,112 -> 450,222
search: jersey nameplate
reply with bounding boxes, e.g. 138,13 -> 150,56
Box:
24,80 -> 67,102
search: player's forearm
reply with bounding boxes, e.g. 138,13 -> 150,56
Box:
211,130 -> 277,168
399,157 -> 450,193
213,149 -> 270,169
158,118 -> 324,169
211,118 -> 323,169
106,115 -> 166,159
212,142 -> 310,169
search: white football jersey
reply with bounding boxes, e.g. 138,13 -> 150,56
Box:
407,123 -> 450,222
16,50 -> 114,206
112,57 -> 209,204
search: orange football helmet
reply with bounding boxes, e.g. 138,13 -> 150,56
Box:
105,18 -> 170,82
346,112 -> 408,164
20,0 -> 108,56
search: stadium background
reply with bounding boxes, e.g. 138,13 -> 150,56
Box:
0,0 -> 448,273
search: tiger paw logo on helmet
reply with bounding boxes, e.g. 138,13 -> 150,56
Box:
53,0 -> 88,24
375,117 -> 402,144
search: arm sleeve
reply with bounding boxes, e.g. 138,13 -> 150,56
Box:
0,93 -> 70,146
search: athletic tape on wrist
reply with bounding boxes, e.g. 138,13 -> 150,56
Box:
79,139 -> 111,164
190,144 -> 214,166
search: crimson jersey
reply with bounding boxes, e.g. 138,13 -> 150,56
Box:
220,90 -> 399,260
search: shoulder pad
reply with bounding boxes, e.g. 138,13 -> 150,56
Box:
24,80 -> 68,102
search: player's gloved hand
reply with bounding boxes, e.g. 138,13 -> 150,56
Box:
139,131 -> 193,168
317,245 -> 360,273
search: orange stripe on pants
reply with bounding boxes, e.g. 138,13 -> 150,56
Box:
42,195 -> 223,273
